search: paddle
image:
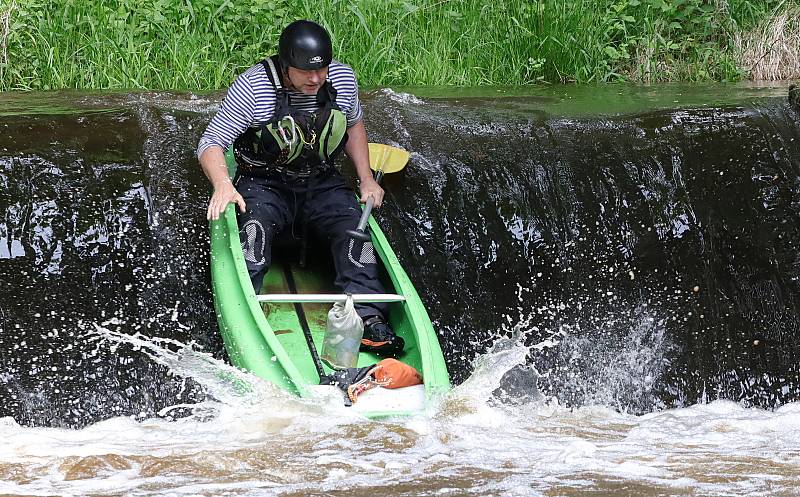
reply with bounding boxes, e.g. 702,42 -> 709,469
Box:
346,143 -> 410,241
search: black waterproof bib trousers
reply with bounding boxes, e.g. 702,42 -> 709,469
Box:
235,169 -> 389,319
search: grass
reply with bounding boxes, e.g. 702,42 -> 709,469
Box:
0,0 -> 795,91
736,2 -> 800,80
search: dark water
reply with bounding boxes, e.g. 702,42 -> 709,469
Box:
1,85 -> 798,428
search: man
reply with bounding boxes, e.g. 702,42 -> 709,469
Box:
197,20 -> 403,355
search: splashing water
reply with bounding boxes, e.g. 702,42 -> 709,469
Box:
1,320 -> 799,496
540,306 -> 672,413
85,323 -> 360,422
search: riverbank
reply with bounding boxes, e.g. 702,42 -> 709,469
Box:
1,0 -> 798,90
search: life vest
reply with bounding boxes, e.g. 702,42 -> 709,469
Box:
233,56 -> 349,178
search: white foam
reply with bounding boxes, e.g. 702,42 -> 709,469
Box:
2,327 -> 798,496
379,88 -> 425,105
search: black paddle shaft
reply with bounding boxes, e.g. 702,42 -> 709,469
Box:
282,264 -> 327,381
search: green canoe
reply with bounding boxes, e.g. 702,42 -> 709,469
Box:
209,151 -> 450,417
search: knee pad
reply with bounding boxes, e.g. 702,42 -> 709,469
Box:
240,219 -> 274,267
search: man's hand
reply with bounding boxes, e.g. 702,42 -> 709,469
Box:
199,146 -> 247,220
207,179 -> 246,221
344,121 -> 384,207
359,176 -> 385,208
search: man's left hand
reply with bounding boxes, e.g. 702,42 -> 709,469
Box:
359,177 -> 385,208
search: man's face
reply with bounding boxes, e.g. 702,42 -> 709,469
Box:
286,66 -> 329,95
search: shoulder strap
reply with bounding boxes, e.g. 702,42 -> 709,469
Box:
260,55 -> 291,119
316,75 -> 340,109
311,81 -> 337,141
261,56 -> 283,91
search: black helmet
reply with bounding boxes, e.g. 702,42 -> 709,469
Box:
279,20 -> 332,70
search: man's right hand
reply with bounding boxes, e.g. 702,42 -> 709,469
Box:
207,179 -> 246,220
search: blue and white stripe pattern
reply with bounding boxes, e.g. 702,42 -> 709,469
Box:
197,60 -> 363,159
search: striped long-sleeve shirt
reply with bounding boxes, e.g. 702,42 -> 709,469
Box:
197,59 -> 363,159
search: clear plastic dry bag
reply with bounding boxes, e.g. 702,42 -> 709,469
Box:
321,295 -> 364,370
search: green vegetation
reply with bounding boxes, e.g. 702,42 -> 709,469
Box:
0,0 -> 795,91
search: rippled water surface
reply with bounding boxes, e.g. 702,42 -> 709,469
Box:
1,84 -> 799,495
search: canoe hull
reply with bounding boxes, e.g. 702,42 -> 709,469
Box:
209,159 -> 450,416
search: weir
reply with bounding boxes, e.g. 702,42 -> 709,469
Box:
0,85 -> 798,427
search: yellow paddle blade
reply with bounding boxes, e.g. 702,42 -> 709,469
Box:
368,143 -> 410,174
